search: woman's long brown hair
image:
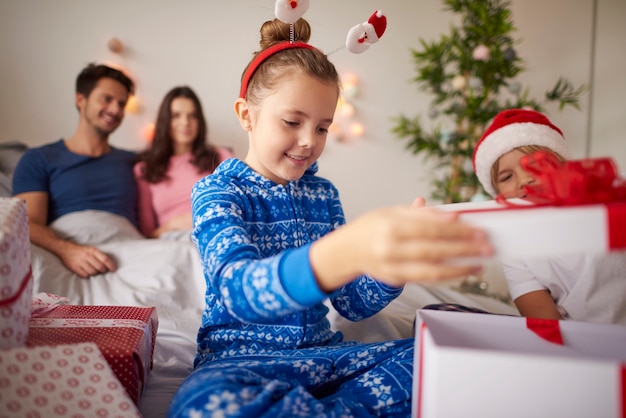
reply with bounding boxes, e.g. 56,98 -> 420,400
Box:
137,86 -> 220,183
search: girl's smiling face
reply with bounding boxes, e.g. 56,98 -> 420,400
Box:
243,71 -> 338,185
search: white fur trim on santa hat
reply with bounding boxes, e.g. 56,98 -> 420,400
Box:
474,122 -> 571,197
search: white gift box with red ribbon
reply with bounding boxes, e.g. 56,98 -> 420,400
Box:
0,197 -> 32,349
436,199 -> 626,261
412,309 -> 626,418
0,342 -> 141,417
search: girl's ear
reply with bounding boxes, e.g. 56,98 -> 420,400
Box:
234,98 -> 252,131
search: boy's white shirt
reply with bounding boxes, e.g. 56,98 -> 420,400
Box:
502,250 -> 626,325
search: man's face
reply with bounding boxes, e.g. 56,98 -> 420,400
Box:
77,78 -> 130,137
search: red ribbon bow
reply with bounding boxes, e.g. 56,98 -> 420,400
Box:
496,151 -> 626,206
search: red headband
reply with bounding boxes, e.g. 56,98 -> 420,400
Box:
239,41 -> 315,99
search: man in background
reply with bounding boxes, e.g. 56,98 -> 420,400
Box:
13,63 -> 137,278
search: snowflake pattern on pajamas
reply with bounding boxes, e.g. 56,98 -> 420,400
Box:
168,159 -> 412,417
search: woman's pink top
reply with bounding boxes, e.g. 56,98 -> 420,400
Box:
134,147 -> 233,237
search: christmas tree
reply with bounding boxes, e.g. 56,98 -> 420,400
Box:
392,0 -> 586,203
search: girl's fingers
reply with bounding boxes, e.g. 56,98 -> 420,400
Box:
352,205 -> 494,286
387,211 -> 487,242
410,196 -> 426,208
372,261 -> 484,286
385,239 -> 493,262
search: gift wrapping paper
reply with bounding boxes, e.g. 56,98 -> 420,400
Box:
0,197 -> 32,349
0,342 -> 141,417
26,305 -> 158,405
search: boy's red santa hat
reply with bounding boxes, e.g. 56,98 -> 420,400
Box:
472,108 -> 571,197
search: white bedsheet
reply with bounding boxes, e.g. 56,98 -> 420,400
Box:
30,210 -> 518,418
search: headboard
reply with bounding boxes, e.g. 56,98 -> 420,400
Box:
0,141 -> 28,197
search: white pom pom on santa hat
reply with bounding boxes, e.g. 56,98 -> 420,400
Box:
364,10 -> 387,43
472,108 -> 571,197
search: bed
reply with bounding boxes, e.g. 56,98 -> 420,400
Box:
26,210 -> 517,417
3,142 -> 519,417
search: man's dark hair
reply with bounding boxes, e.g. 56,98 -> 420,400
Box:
75,63 -> 135,98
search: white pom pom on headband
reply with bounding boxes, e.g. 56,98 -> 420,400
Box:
240,1 -> 387,98
274,0 -> 310,25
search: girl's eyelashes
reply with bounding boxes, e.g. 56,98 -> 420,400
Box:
283,119 -> 299,127
281,119 -> 331,134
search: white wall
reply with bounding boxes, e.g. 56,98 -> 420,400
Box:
590,0 -> 626,163
1,0 -> 624,221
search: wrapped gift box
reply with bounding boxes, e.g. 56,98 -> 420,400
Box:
0,197 -> 32,349
26,305 -> 158,405
436,199 -> 626,260
412,309 -> 626,418
0,342 -> 141,417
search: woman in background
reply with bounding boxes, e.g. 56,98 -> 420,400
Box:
134,86 -> 233,238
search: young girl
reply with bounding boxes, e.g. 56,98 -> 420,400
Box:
168,18 -> 492,418
473,108 -> 626,324
134,86 -> 233,238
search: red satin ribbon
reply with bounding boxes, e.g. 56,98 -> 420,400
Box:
620,365 -> 626,418
609,204 -> 626,249
527,318 -> 625,416
496,151 -> 626,207
526,317 -> 564,345
0,267 -> 32,307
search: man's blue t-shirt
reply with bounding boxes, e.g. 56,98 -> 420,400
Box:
12,139 -> 138,226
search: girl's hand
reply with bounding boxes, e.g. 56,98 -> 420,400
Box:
310,205 -> 493,292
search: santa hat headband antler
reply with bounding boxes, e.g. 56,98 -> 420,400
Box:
342,9 -> 387,55
240,0 -> 387,99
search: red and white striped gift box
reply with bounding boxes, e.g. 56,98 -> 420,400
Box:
26,305 -> 158,405
0,342 -> 141,417
0,197 -> 32,349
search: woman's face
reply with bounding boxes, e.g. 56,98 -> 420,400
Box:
494,149 -> 537,198
244,72 -> 338,185
169,97 -> 199,154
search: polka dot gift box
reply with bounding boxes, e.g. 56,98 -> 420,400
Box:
0,197 -> 32,349
0,342 -> 141,417
26,304 -> 158,405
